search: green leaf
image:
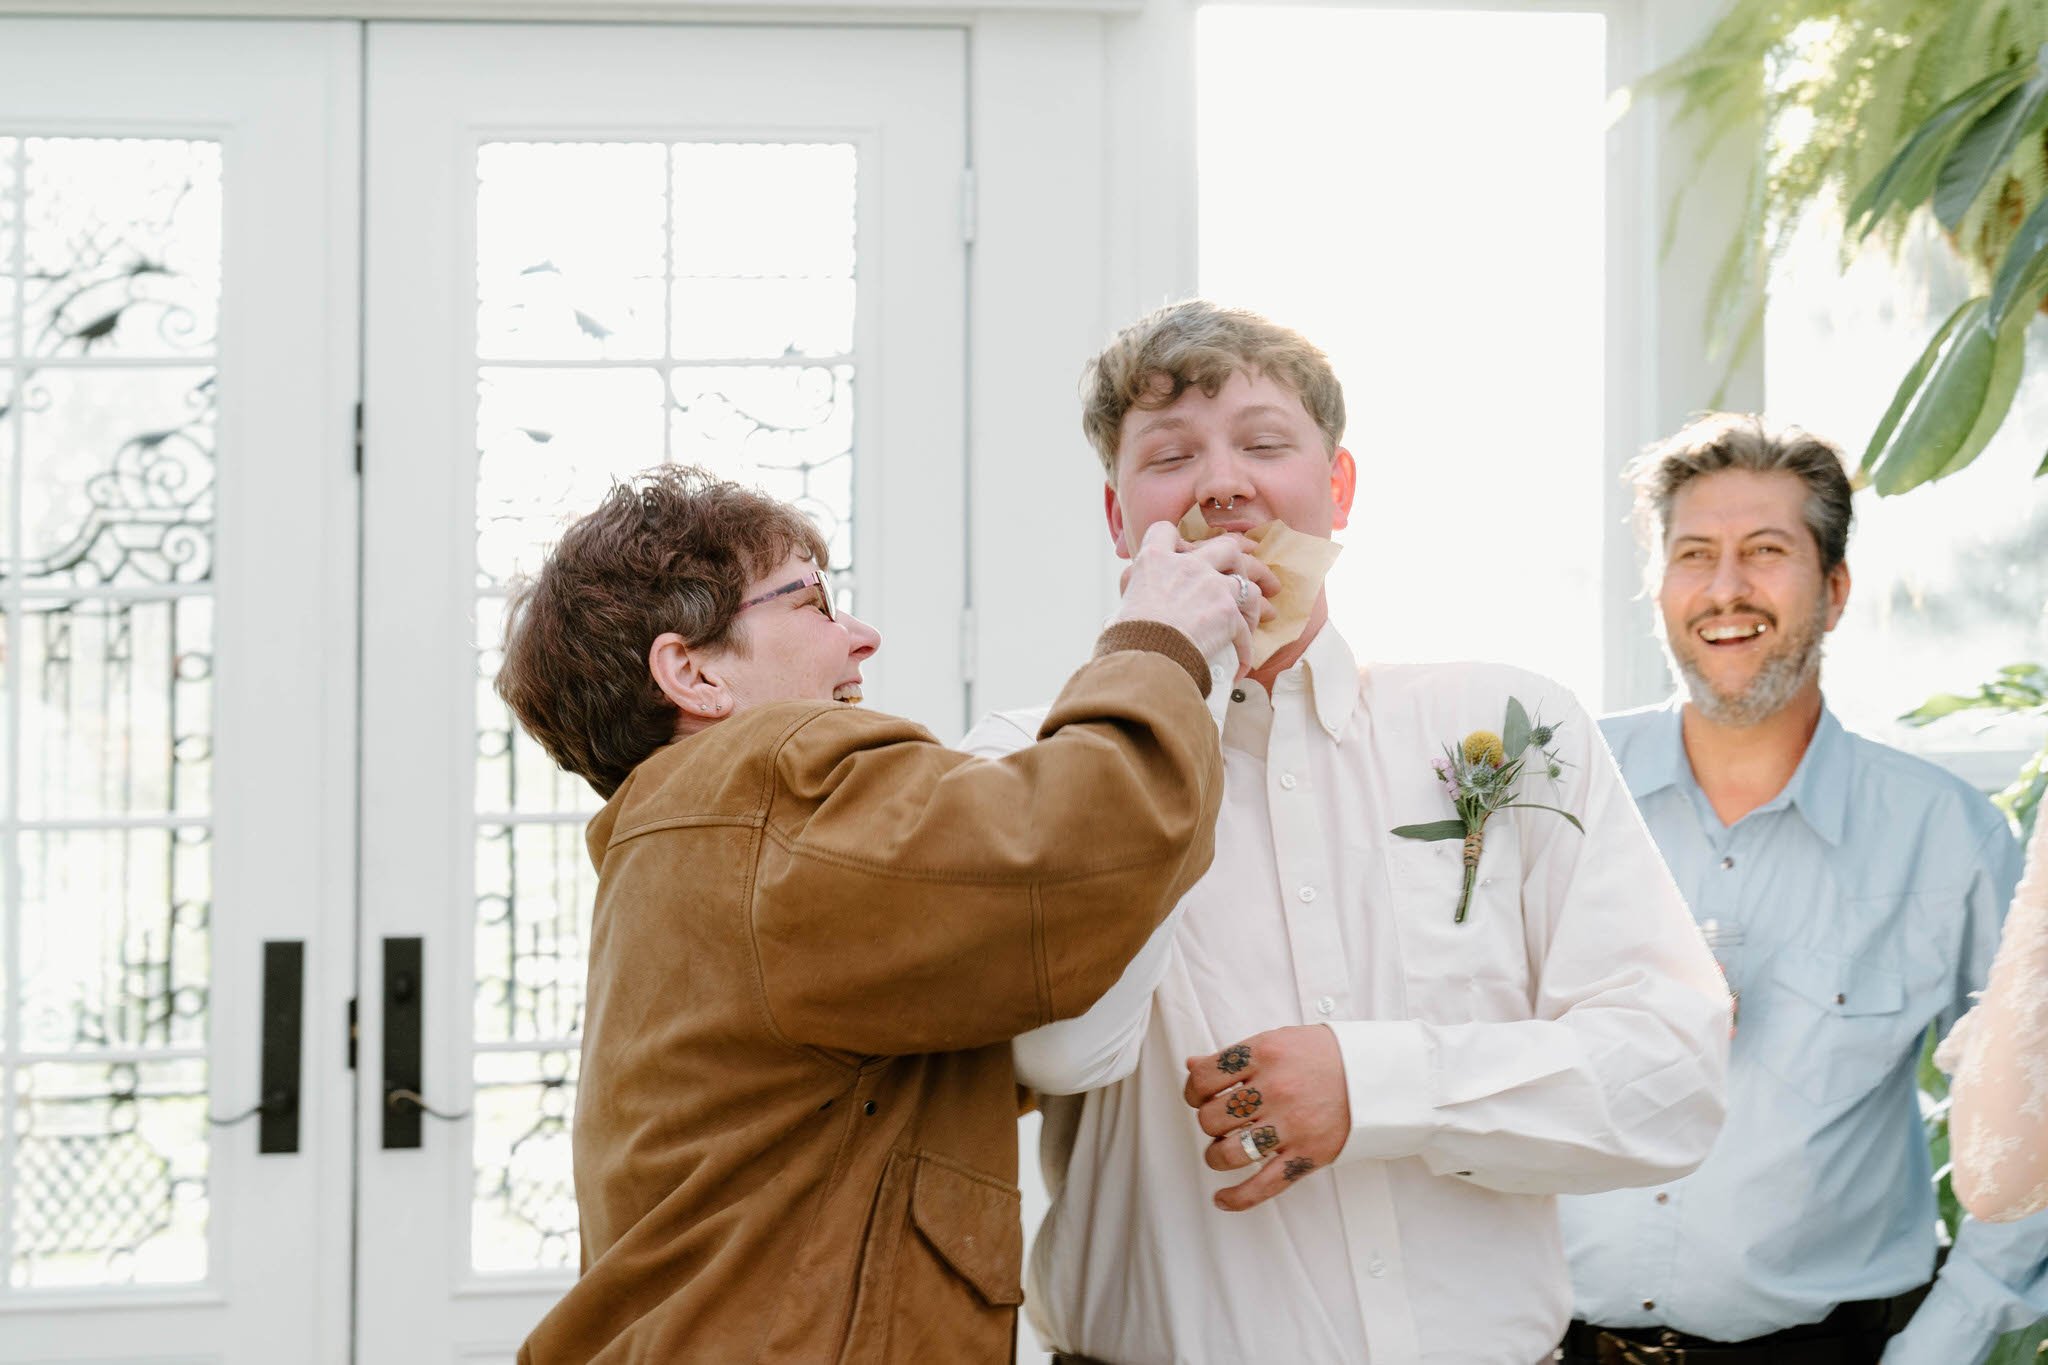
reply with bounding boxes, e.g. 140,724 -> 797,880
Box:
1998,663 -> 2048,690
1868,299 -> 2000,496
1499,801 -> 1586,833
1899,691 -> 2001,725
1862,303 -> 1971,477
1994,737 -> 2048,845
1934,64 -> 2048,230
1390,820 -> 1466,842
1848,62 -> 2036,242
1987,189 -> 2048,327
1900,664 -> 2048,727
1932,308 -> 2032,485
2035,444 -> 2048,479
1502,697 -> 1532,760
1984,1317 -> 2048,1365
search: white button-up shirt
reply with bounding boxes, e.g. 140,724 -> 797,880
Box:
963,625 -> 1730,1365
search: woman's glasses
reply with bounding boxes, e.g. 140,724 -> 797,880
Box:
736,569 -> 835,621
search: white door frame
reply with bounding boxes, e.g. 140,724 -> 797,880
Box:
0,18 -> 360,1365
357,22 -> 969,1358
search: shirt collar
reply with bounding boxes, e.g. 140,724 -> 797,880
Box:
1622,697 -> 1692,802
1630,696 -> 1849,846
1781,705 -> 1850,846
1298,622 -> 1359,741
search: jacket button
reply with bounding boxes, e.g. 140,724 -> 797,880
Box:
862,1100 -> 877,1116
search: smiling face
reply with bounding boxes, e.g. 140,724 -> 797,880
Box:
717,552 -> 879,711
651,549 -> 880,729
1656,468 -> 1849,727
1104,368 -> 1356,554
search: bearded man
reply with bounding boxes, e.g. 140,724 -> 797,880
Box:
1558,414 -> 2048,1364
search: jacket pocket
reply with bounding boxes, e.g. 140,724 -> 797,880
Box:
1749,945 -> 1906,1106
841,1150 -> 1021,1365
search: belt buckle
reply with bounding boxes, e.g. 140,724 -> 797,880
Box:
1597,1331 -> 1686,1365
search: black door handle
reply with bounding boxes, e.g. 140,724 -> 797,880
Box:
382,937 -> 424,1149
208,939 -> 303,1154
381,937 -> 469,1148
258,939 -> 303,1154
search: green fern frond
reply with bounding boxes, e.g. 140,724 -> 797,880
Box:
1639,0 -> 2048,358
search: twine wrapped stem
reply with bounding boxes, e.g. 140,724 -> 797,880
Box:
1456,828 -> 1484,924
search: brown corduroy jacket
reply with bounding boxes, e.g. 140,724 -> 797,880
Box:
517,637 -> 1222,1364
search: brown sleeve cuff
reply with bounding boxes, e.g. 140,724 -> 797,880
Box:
1092,620 -> 1211,698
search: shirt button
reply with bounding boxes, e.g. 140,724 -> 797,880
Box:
1655,1192 -> 1669,1205
1368,1258 -> 1386,1278
862,1100 -> 877,1116
1835,993 -> 1847,1006
1230,688 -> 1246,703
1280,773 -> 1298,790
1720,856 -> 1734,870
1642,1299 -> 1656,1312
1298,886 -> 1316,903
1316,996 -> 1336,1016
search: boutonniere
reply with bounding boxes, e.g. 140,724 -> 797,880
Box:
1390,697 -> 1584,923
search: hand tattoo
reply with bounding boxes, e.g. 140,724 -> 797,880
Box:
1224,1086 -> 1263,1119
1218,1044 -> 1252,1075
1250,1125 -> 1279,1156
1283,1157 -> 1315,1182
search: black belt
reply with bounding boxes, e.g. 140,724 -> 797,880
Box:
1563,1284 -> 1931,1364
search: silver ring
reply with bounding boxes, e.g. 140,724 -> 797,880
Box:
1231,573 -> 1251,604
1238,1128 -> 1266,1164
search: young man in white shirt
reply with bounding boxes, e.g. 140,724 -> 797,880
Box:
962,300 -> 1731,1365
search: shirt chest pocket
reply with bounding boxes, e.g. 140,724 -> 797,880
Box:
1381,833 -> 1533,1024
1748,946 -> 1908,1107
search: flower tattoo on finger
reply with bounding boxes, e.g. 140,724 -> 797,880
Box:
1250,1125 -> 1279,1156
1283,1157 -> 1315,1182
1218,1044 -> 1251,1074
1224,1086 -> 1263,1119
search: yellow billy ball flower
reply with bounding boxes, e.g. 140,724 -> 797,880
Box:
1461,730 -> 1506,767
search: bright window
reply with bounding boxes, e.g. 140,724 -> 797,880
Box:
1198,5 -> 1610,702
1766,214 -> 2048,762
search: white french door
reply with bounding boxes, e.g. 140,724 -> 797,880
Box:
355,23 -> 967,1363
0,18 -> 360,1365
0,15 -> 967,1364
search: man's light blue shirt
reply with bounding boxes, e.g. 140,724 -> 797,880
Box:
1561,698 -> 2047,1364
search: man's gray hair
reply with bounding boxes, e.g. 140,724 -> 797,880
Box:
1625,412 -> 1856,575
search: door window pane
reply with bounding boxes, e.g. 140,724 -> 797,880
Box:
1198,6 -> 1609,701
468,140 -> 859,1275
22,138 -> 220,360
13,1058 -> 208,1288
1,136 -> 218,1291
